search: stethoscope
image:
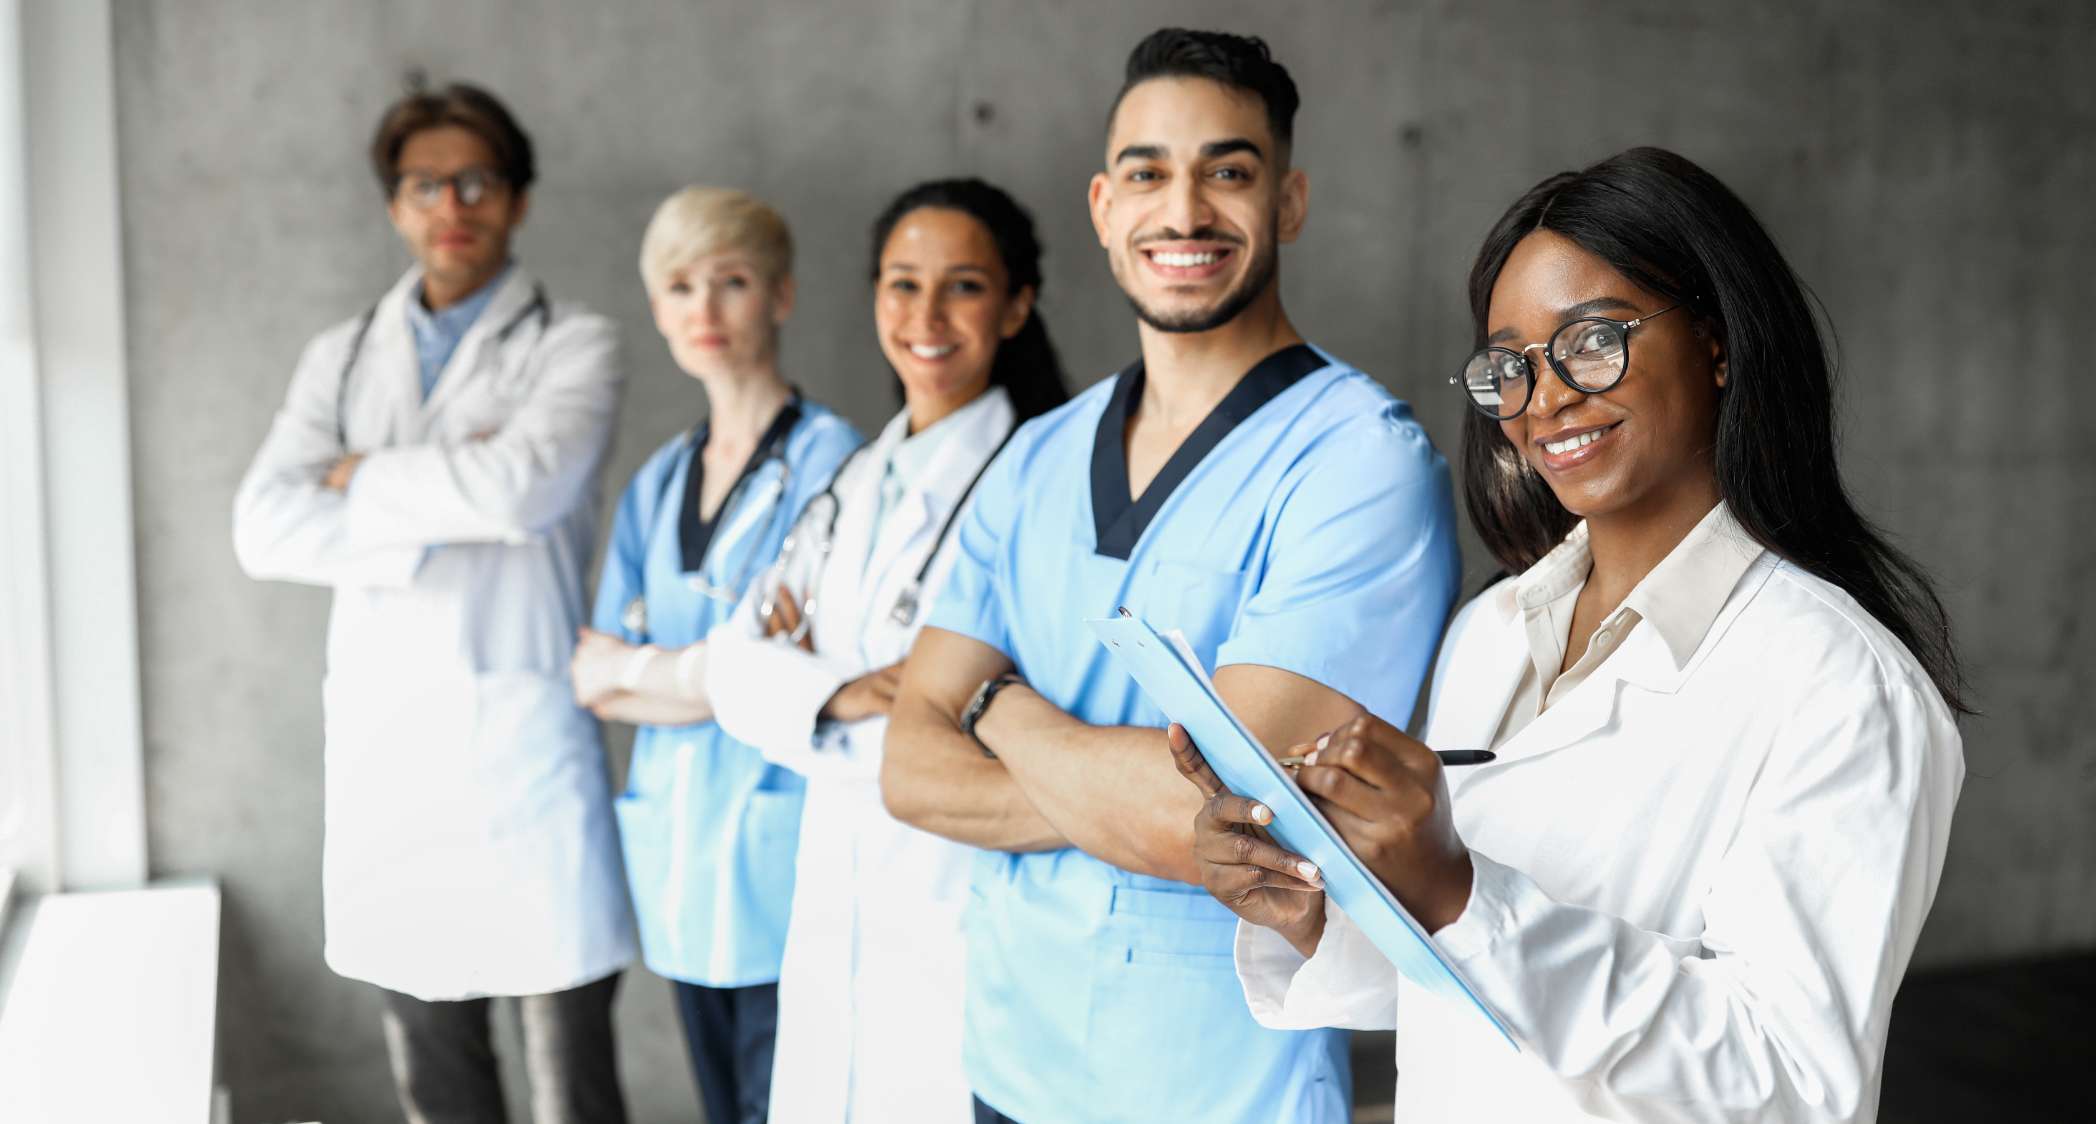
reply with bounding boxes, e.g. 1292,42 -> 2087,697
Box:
621,400 -> 804,636
333,283 -> 552,447
758,426 -> 1015,642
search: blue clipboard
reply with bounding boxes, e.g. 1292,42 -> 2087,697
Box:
1088,612 -> 1515,1048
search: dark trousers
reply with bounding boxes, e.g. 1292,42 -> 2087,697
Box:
672,980 -> 778,1124
973,1095 -> 1020,1124
378,971 -> 627,1124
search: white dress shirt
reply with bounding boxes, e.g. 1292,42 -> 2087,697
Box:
1236,503 -> 1964,1122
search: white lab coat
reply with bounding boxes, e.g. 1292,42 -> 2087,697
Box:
708,388 -> 1015,1124
1236,542 -> 1965,1122
233,266 -> 637,1001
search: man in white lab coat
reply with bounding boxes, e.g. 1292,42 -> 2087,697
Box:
233,82 -> 635,1123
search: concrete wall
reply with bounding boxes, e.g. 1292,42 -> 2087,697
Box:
114,1 -> 2091,1121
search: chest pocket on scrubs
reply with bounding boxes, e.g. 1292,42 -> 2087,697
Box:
1144,558 -> 1250,657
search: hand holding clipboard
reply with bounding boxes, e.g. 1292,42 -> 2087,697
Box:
1088,611 -> 1515,1046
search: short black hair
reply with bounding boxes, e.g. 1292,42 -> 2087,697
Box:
369,81 -> 535,198
1109,28 -> 1300,156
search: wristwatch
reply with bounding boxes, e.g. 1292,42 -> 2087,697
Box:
960,673 -> 1024,758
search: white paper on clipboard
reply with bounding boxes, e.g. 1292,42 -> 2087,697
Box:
1087,612 -> 1515,1048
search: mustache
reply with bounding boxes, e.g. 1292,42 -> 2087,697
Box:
1133,227 -> 1243,247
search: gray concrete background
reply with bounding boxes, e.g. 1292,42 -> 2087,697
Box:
113,1 -> 2091,1121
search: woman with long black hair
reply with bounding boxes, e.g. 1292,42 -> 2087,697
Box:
1177,147 -> 1966,1121
708,178 -> 1067,1123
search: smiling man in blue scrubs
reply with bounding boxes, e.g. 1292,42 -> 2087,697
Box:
882,27 -> 1462,1124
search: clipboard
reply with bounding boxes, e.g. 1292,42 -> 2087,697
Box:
1088,611 -> 1515,1047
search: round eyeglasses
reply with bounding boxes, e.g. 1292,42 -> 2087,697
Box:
394,167 -> 507,211
1452,305 -> 1680,420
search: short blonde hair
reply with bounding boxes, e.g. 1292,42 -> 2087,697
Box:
639,186 -> 794,293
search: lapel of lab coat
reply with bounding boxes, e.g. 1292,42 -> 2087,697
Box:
419,267 -> 541,423
1446,555 -> 1777,771
360,269 -> 428,445
821,415 -> 903,651
859,389 -> 1016,622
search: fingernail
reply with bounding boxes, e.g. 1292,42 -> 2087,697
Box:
1303,749 -> 1319,767
1315,732 -> 1331,750
1251,804 -> 1271,824
1297,861 -> 1320,880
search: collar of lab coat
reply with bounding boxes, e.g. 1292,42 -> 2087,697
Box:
372,264 -> 544,432
1451,503 -> 1771,766
829,387 -> 1016,627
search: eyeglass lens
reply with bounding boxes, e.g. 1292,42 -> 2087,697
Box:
399,168 -> 502,210
1459,318 -> 1631,419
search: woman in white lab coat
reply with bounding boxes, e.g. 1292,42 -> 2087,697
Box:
1177,147 -> 1970,1123
707,179 -> 1069,1123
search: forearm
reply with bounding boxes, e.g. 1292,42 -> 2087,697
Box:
590,688 -> 713,728
881,694 -> 1064,852
706,626 -> 852,769
232,472 -> 423,588
343,437 -> 592,548
978,686 -> 1204,883
1442,852 -> 1876,1123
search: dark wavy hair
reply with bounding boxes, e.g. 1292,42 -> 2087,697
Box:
1461,147 -> 1969,714
867,178 -> 1070,423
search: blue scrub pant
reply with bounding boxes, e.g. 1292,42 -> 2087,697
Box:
672,980 -> 777,1124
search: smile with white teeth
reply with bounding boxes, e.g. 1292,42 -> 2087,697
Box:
1149,250 -> 1224,267
908,343 -> 958,359
1542,424 -> 1618,456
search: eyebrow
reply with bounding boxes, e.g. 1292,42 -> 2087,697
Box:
1202,137 -> 1263,161
1111,136 -> 1265,167
882,262 -> 993,274
1485,296 -> 1645,344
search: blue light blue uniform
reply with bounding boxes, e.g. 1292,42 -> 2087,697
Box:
927,345 -> 1461,1123
593,399 -> 860,985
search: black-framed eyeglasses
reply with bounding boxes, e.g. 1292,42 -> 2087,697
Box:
393,167 -> 508,211
1452,305 -> 1680,420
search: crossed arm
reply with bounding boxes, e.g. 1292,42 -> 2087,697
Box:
882,625 -> 1366,883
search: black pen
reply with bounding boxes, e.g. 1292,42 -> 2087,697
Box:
1275,749 -> 1496,768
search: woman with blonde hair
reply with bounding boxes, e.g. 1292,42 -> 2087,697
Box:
571,186 -> 860,1124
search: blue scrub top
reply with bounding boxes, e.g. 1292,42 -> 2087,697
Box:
927,345 -> 1461,1124
592,398 -> 861,987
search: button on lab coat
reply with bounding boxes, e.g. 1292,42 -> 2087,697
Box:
232,266 -> 637,1001
708,388 -> 1015,1123
1237,536 -> 1965,1122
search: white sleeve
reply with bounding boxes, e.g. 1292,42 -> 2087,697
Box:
231,324 -> 424,588
1234,901 -> 1401,1032
340,313 -> 622,549
1432,681 -> 1963,1123
704,523 -> 867,781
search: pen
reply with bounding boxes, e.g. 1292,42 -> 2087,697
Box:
1275,749 -> 1496,768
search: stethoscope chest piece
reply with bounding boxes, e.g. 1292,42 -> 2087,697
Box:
621,595 -> 647,635
888,583 -> 923,629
